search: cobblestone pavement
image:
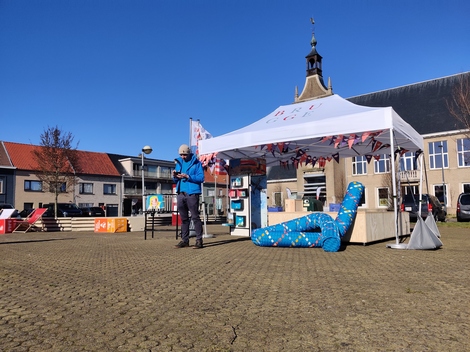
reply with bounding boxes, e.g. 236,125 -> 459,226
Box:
0,225 -> 469,351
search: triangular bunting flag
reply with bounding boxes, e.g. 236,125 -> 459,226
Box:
332,153 -> 340,163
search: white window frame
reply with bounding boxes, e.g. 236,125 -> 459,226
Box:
352,156 -> 367,175
377,187 -> 390,208
358,187 -> 367,208
374,154 -> 390,174
273,191 -> 282,207
429,141 -> 448,170
457,138 -> 470,167
400,151 -> 416,171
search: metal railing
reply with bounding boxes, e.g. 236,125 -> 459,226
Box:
399,170 -> 420,182
133,170 -> 173,179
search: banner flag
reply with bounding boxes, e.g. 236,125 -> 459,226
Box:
190,120 -> 213,147
215,159 -> 228,175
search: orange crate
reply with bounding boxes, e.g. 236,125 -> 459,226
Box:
94,218 -> 108,232
107,218 -> 127,233
94,218 -> 127,233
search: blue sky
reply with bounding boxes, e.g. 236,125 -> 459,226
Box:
1,0 -> 469,161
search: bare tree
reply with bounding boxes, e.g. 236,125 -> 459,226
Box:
32,126 -> 80,217
446,73 -> 470,137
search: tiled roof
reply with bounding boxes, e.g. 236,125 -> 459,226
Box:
3,142 -> 120,176
347,72 -> 470,135
0,142 -> 13,167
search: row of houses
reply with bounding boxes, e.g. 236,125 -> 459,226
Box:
0,140 -> 230,218
0,142 -> 176,216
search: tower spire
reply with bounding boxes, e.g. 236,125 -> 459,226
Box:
295,17 -> 333,102
306,17 -> 322,77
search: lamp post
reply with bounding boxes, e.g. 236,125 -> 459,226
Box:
120,173 -> 125,216
141,146 -> 153,214
438,144 -> 446,210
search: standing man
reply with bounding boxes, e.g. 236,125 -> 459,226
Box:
173,144 -> 205,249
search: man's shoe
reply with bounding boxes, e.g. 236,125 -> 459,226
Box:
193,240 -> 203,249
175,240 -> 190,248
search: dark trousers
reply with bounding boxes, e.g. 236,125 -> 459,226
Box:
177,193 -> 203,242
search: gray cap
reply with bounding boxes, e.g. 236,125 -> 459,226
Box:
178,144 -> 191,155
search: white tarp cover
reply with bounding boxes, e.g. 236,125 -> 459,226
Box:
199,94 -> 423,165
407,216 -> 443,250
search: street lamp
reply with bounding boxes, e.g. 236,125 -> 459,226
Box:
438,144 -> 446,211
120,173 -> 125,216
141,145 -> 153,214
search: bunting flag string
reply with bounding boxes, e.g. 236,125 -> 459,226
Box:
334,134 -> 343,148
201,129 -> 394,171
347,134 -> 356,149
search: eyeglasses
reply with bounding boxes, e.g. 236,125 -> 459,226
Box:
180,154 -> 188,156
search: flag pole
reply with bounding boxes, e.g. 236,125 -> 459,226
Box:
193,119 -> 212,238
199,120 -> 211,238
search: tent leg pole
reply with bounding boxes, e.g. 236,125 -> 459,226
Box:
387,128 -> 407,249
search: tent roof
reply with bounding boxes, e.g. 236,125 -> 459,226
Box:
199,94 -> 423,166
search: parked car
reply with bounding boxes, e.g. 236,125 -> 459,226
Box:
44,203 -> 83,217
401,193 -> 446,222
0,203 -> 20,218
81,206 -> 105,217
456,193 -> 470,222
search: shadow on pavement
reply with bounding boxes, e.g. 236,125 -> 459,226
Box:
203,236 -> 252,248
0,238 -> 76,245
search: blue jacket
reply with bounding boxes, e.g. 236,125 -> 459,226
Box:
173,154 -> 204,195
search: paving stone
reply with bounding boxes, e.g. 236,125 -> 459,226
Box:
0,225 -> 469,351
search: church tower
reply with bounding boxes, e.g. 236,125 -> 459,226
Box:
295,18 -> 333,102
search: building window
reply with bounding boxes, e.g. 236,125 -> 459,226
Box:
457,138 -> 470,167
400,151 -> 416,171
273,192 -> 282,207
374,154 -> 390,174
352,156 -> 367,175
23,203 -> 33,212
463,183 -> 470,193
147,165 -> 158,177
79,183 -> 94,194
434,184 -> 447,206
403,185 -> 420,196
24,180 -> 43,192
103,184 -> 117,195
160,166 -> 172,178
429,141 -> 448,169
359,188 -> 366,207
0,178 -> 3,194
79,203 -> 94,208
378,187 -> 389,208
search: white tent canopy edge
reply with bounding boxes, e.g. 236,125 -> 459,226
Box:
199,94 -> 423,164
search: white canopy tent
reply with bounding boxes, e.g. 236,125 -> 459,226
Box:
199,94 -> 422,163
199,94 -> 424,246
